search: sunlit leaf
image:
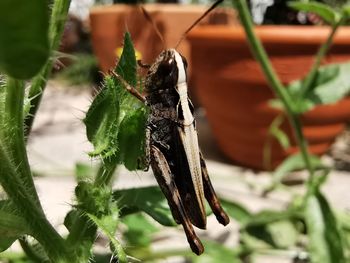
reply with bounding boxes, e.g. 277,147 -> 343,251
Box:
305,190 -> 346,263
113,186 -> 176,227
242,209 -> 302,249
288,62 -> 350,113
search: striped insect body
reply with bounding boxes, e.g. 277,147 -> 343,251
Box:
112,0 -> 229,255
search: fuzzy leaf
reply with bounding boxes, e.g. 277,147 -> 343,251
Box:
114,32 -> 137,87
288,1 -> 340,24
305,190 -> 346,263
84,76 -> 120,159
84,32 -> 145,162
75,181 -> 115,217
118,107 -> 148,171
113,186 -> 176,227
0,0 -> 49,79
87,210 -> 127,263
289,62 -> 350,113
0,200 -> 30,252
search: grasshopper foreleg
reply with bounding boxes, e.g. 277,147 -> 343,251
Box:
110,71 -> 146,103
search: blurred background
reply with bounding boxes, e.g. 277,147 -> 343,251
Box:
1,0 -> 350,262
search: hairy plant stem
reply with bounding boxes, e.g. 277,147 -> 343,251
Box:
233,0 -> 315,180
25,0 -> 71,136
299,18 -> 344,98
4,78 -> 42,209
19,237 -> 50,263
66,159 -> 118,255
0,143 -> 69,262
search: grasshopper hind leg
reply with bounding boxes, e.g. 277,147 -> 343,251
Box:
200,152 -> 230,226
150,146 -> 204,255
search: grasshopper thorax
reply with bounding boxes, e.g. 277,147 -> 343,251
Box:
145,49 -> 188,94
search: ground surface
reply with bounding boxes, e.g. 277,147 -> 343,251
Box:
5,81 -> 349,263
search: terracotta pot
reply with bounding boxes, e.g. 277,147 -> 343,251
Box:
187,25 -> 350,170
89,4 -> 238,73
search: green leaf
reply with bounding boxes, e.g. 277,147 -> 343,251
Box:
191,240 -> 239,263
220,199 -> 251,224
0,200 -> 30,252
244,220 -> 299,249
87,210 -> 127,263
288,1 -> 340,25
266,220 -> 298,248
242,208 -> 301,249
114,32 -> 137,87
118,107 -> 148,171
305,191 -> 346,263
75,182 -> 114,217
264,153 -> 323,193
113,186 -> 176,227
343,5 -> 350,18
84,76 -> 121,159
84,32 -> 146,162
244,209 -> 302,228
289,62 -> 350,113
0,0 -> 49,79
268,115 -> 289,149
122,213 -> 158,248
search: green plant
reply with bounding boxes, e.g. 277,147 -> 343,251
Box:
1,0 -> 350,263
230,0 -> 350,262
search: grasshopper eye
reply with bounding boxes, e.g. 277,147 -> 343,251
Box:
157,59 -> 174,76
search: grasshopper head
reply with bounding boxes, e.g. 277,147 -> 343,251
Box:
145,49 -> 188,93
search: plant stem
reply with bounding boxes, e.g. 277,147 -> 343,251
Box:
0,143 -> 69,262
94,159 -> 118,187
25,0 -> 71,136
66,159 -> 118,255
19,237 -> 50,263
233,0 -> 315,179
234,0 -> 295,116
4,78 -> 42,209
299,18 -> 344,98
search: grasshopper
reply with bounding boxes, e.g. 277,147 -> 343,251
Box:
112,0 -> 229,255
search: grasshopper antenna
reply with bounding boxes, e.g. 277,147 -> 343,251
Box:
175,0 -> 224,49
140,6 -> 166,50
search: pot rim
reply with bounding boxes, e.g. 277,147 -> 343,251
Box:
187,25 -> 350,44
90,3 -> 211,15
